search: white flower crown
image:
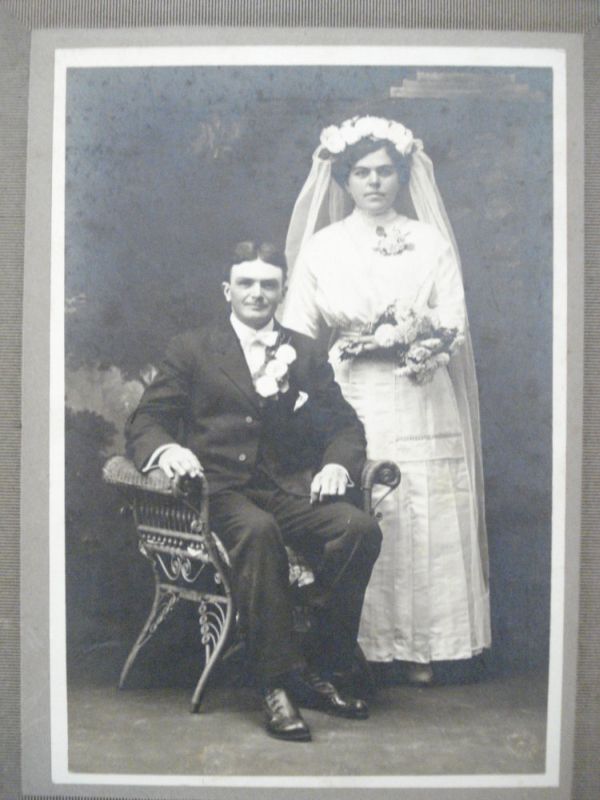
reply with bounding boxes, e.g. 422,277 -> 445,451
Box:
320,116 -> 418,158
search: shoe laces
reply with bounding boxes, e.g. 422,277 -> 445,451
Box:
304,670 -> 336,694
264,689 -> 288,715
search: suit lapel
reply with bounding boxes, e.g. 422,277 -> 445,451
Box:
210,321 -> 301,415
211,324 -> 262,412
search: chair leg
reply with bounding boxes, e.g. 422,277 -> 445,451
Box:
190,597 -> 235,713
119,584 -> 179,689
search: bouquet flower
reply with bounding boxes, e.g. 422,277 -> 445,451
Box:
253,333 -> 297,399
338,302 -> 464,385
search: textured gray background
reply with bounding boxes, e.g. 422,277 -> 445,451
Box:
1,1 -> 598,799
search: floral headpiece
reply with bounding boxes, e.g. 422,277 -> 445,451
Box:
319,116 -> 419,159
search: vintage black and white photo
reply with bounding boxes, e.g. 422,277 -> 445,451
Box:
36,43 -> 572,790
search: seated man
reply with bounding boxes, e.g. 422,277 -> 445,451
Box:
126,240 -> 382,742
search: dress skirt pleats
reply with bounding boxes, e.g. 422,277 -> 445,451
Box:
359,460 -> 490,662
333,353 -> 491,663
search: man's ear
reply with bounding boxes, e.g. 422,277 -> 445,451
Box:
222,281 -> 231,303
280,281 -> 288,300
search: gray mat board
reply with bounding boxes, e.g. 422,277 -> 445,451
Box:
0,1 -> 598,798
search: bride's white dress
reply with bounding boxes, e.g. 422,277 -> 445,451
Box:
283,208 -> 491,663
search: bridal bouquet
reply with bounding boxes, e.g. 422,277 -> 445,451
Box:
338,302 -> 464,385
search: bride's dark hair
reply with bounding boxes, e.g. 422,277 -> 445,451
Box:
330,138 -> 410,188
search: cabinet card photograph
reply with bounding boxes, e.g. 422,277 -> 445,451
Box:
20,32 -> 583,799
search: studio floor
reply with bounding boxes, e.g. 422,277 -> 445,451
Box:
66,664 -> 548,778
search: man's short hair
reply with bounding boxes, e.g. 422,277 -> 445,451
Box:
223,241 -> 288,282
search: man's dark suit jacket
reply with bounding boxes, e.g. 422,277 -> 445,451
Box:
126,321 -> 367,495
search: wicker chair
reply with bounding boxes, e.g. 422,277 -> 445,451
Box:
103,455 -> 400,712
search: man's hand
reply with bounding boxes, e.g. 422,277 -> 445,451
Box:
158,444 -> 203,479
310,464 -> 350,504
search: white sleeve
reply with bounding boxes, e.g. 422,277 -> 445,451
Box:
281,246 -> 322,339
428,234 -> 466,332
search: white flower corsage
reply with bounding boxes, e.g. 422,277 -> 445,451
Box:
255,374 -> 280,398
374,224 -> 414,256
254,336 -> 297,399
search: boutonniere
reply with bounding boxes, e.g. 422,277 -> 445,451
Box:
254,332 -> 297,399
373,223 -> 414,256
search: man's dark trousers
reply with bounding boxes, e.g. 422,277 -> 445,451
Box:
126,323 -> 383,687
209,471 -> 382,685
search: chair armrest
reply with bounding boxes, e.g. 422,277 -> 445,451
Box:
103,454 -> 207,501
103,454 -> 173,494
102,454 -> 230,572
102,454 -> 210,550
360,459 -> 401,515
103,453 -> 400,523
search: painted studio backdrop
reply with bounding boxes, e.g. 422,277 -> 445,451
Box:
64,65 -> 553,685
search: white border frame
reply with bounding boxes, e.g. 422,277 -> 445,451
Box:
49,44 -> 568,789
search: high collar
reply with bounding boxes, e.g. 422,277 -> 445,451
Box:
350,206 -> 401,230
229,313 -> 275,345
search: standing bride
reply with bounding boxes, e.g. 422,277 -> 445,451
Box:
282,116 -> 490,684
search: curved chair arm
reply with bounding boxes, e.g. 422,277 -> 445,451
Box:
360,459 -> 401,515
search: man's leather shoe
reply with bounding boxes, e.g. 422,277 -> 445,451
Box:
331,662 -> 378,701
286,670 -> 370,720
262,687 -> 312,742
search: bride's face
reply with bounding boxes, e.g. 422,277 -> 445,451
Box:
345,147 -> 400,216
